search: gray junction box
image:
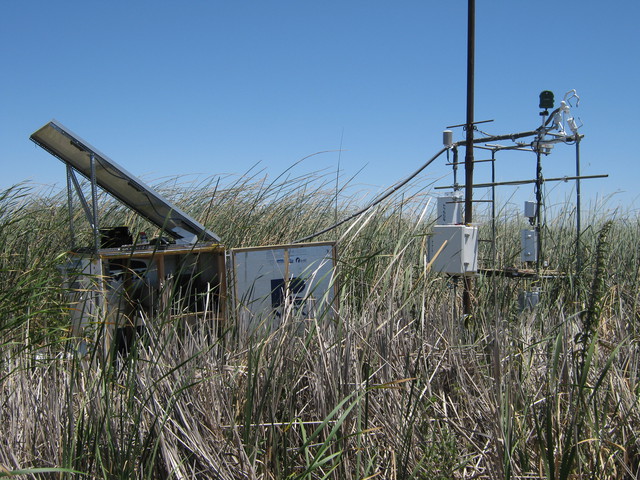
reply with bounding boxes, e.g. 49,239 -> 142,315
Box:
521,229 -> 538,263
428,225 -> 479,276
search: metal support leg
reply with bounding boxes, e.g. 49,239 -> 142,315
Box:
66,165 -> 76,250
575,137 -> 582,272
90,153 -> 100,253
69,169 -> 95,228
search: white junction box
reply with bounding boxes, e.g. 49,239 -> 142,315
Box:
521,229 -> 538,263
428,225 -> 479,275
437,192 -> 463,225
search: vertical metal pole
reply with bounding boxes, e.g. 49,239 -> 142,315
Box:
535,149 -> 543,273
575,136 -> 582,272
464,0 -> 475,225
491,149 -> 498,344
66,164 -> 76,250
452,146 -> 459,191
463,0 -> 475,315
90,153 -> 100,253
491,149 -> 496,267
533,111 -> 548,274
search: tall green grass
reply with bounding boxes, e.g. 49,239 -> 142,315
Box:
1,173 -> 639,479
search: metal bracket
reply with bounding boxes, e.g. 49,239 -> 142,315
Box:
66,156 -> 100,252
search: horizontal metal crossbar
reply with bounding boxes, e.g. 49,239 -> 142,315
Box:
435,174 -> 608,190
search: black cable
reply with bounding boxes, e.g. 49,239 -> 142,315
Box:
544,107 -> 562,127
294,146 -> 448,243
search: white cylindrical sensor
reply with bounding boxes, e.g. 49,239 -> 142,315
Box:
443,130 -> 453,148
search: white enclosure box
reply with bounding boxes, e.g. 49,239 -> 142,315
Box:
521,229 -> 538,263
428,225 -> 478,275
437,193 -> 463,225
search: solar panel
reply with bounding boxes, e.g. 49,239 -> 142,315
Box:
30,120 -> 220,243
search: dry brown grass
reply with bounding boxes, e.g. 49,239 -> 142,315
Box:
1,177 -> 640,479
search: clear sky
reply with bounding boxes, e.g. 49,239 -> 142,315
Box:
1,1 -> 638,216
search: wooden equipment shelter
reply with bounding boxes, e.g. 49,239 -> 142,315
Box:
30,121 -> 337,356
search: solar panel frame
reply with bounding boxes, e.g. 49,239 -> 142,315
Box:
30,120 -> 221,244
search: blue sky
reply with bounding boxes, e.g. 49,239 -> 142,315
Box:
1,1 -> 638,215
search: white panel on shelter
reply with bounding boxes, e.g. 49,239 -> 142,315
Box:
232,243 -> 336,331
287,244 -> 335,315
233,248 -> 287,321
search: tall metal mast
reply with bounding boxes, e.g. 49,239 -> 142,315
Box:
463,0 -> 476,315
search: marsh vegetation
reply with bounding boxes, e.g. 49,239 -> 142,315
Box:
1,173 -> 639,479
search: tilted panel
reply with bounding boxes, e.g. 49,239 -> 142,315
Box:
30,120 -> 220,243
